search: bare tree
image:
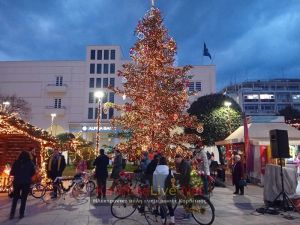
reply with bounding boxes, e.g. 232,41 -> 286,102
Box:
0,94 -> 31,120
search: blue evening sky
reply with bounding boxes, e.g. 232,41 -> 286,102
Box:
1,0 -> 300,90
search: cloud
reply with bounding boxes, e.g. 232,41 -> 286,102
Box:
1,0 -> 300,90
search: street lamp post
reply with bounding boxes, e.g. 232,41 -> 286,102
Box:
94,91 -> 104,157
1,101 -> 10,112
50,113 -> 57,135
224,101 -> 232,134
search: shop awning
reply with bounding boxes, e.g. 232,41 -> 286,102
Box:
215,122 -> 300,146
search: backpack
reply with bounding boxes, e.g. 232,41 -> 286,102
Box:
122,158 -> 127,169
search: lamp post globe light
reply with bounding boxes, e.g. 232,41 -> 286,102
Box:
50,113 -> 57,135
224,101 -> 232,107
94,91 -> 104,157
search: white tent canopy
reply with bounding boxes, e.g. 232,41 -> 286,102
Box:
215,123 -> 300,146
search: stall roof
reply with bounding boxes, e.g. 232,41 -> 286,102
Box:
215,122 -> 300,146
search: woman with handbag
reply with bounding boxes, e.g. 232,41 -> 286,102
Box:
232,155 -> 245,195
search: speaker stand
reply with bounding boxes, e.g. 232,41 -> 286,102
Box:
268,158 -> 298,213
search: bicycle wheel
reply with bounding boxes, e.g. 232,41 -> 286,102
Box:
111,194 -> 138,219
86,180 -> 96,193
42,184 -> 62,204
72,182 -> 87,200
31,183 -> 46,198
191,195 -> 215,225
144,201 -> 167,225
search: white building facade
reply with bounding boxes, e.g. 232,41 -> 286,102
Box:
223,79 -> 300,116
0,45 -> 216,149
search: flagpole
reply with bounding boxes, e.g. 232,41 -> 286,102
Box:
211,53 -> 215,65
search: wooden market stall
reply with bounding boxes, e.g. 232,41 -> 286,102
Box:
0,112 -> 57,189
215,122 -> 300,185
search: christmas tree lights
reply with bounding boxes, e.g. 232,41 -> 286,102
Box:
111,7 -> 202,161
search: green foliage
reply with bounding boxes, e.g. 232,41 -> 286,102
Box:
56,132 -> 75,143
187,94 -> 242,146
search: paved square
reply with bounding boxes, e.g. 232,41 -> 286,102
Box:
0,184 -> 299,225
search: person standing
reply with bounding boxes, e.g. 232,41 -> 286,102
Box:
110,148 -> 123,190
76,159 -> 87,174
145,154 -> 160,186
193,143 -> 210,196
9,151 -> 35,219
152,157 -> 176,225
47,149 -> 66,198
175,154 -> 191,221
232,155 -> 244,195
93,149 -> 109,199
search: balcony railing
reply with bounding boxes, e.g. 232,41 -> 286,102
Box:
46,84 -> 67,93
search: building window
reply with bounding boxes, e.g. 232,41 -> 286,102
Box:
104,50 -> 109,60
89,78 -> 95,88
110,78 -> 115,87
96,78 -> 101,88
88,108 -> 93,119
188,82 -> 194,92
110,63 -> 115,74
103,93 -> 108,104
56,76 -> 63,86
90,64 -> 95,74
244,105 -> 258,112
109,108 -> 114,119
103,78 -> 109,88
292,94 -> 300,102
260,94 -> 274,102
89,92 -> 94,103
261,104 -> 275,112
244,94 -> 259,102
54,99 -> 62,108
97,50 -> 102,60
111,50 -> 115,60
97,64 -> 102,74
90,50 -> 95,60
109,92 -> 115,103
104,64 -> 109,74
94,108 -> 98,119
195,82 -> 202,91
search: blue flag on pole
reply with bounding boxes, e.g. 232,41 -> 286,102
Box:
203,42 -> 211,59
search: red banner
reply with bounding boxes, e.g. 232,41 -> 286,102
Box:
260,146 -> 267,175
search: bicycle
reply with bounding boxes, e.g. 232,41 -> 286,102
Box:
42,175 -> 88,203
174,186 -> 215,225
111,177 -> 169,225
5,176 -> 46,199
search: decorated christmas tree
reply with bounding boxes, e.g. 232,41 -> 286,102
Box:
112,6 -> 201,161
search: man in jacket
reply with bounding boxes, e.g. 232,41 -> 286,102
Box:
175,154 -> 191,221
109,148 -> 123,191
232,154 -> 244,195
47,149 -> 66,198
94,149 -> 109,199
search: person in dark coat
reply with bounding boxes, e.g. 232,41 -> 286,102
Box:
93,149 -> 109,199
9,151 -> 35,220
47,149 -> 66,198
175,154 -> 191,191
145,154 -> 160,186
175,154 -> 192,220
109,149 -> 123,190
232,155 -> 244,195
